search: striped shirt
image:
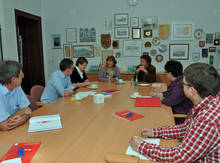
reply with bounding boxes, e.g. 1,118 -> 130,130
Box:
138,94 -> 220,162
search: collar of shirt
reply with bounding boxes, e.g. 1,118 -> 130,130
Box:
58,70 -> 66,79
191,94 -> 219,117
75,66 -> 83,79
0,83 -> 10,96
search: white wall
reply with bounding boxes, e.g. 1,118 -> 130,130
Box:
1,0 -> 41,61
41,0 -> 220,80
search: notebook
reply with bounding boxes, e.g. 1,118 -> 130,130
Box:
135,97 -> 161,107
113,110 -> 144,121
28,114 -> 62,132
0,142 -> 41,163
126,137 -> 160,160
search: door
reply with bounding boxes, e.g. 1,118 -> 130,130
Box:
15,9 -> 45,94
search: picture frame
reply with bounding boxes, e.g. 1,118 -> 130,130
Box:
114,27 -> 129,39
63,44 -> 72,58
79,27 -> 96,43
215,32 -> 220,39
66,28 -> 77,43
130,17 -> 139,27
52,34 -> 61,49
171,23 -> 193,40
143,29 -> 152,38
102,50 -> 113,65
123,40 -> 142,57
169,44 -> 189,60
114,13 -> 129,26
132,28 -> 141,39
141,16 -> 158,29
209,47 -> 216,52
72,45 -> 94,58
199,41 -> 205,47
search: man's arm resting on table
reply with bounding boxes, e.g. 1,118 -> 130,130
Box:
0,107 -> 32,131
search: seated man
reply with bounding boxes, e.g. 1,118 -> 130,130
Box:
0,61 -> 32,131
155,60 -> 193,124
130,63 -> 219,162
41,58 -> 74,103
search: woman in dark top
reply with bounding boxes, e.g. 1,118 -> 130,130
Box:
71,57 -> 91,88
155,60 -> 193,124
134,54 -> 156,83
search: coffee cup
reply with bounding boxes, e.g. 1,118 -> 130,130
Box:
90,84 -> 98,89
118,79 -> 123,83
93,94 -> 104,104
75,94 -> 82,100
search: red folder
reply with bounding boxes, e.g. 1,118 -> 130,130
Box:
113,110 -> 144,121
135,97 -> 161,107
1,142 -> 41,163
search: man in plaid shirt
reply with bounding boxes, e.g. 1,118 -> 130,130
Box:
130,63 -> 219,162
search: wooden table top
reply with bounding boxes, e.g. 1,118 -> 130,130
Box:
0,82 -> 178,163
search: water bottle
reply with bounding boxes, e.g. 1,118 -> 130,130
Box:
135,76 -> 138,86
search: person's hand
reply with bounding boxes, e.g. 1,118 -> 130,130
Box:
129,136 -> 142,152
139,66 -> 147,73
111,77 -> 115,82
0,120 -> 11,131
64,90 -> 72,97
8,115 -> 23,130
140,128 -> 153,138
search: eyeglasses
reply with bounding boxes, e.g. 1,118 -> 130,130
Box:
181,81 -> 192,87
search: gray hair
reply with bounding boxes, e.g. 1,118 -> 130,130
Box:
0,60 -> 23,84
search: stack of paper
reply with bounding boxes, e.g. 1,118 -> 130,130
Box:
126,137 -> 160,160
28,114 -> 62,132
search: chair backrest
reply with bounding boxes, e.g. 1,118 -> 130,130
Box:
26,94 -> 38,111
30,85 -> 45,101
156,74 -> 163,82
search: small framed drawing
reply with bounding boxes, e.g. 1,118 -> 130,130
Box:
143,29 -> 152,38
114,13 -> 129,26
132,28 -> 141,39
66,28 -> 77,43
114,27 -> 129,39
171,23 -> 193,40
209,47 -> 216,52
123,40 -> 142,57
63,44 -> 72,58
130,17 -> 139,27
72,45 -> 94,58
169,44 -> 189,60
52,34 -> 61,49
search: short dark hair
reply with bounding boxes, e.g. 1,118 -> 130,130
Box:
76,57 -> 88,66
165,60 -> 183,77
60,58 -> 73,71
184,63 -> 220,98
140,54 -> 151,65
0,60 -> 23,85
106,56 -> 117,66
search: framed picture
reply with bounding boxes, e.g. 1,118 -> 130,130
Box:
206,33 -> 214,44
72,45 -> 94,58
0,25 -> 3,61
114,27 -> 129,39
79,27 -> 96,42
199,41 -> 205,47
66,28 -> 77,43
141,16 -> 158,29
63,44 -> 72,58
130,17 -> 139,27
52,34 -> 61,49
143,29 -> 152,38
123,40 -> 142,57
215,32 -> 220,39
102,50 -> 113,65
132,28 -> 141,39
114,13 -> 129,26
209,47 -> 216,52
171,23 -> 193,40
169,44 -> 189,60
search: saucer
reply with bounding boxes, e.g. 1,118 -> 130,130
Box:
138,83 -> 149,87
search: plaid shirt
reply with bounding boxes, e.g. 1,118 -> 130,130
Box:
138,95 -> 220,162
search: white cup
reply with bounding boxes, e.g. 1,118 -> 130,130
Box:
75,94 -> 82,100
133,92 -> 139,97
93,94 -> 104,104
118,79 -> 123,83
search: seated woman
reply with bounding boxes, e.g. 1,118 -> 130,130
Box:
155,60 -> 193,124
71,57 -> 91,88
134,54 -> 156,83
98,56 -> 120,82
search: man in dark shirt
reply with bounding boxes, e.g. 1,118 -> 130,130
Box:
155,61 -> 193,124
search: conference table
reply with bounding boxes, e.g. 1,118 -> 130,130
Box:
0,82 -> 178,163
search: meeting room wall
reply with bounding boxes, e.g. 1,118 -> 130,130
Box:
0,0 -> 42,61
41,0 -> 220,81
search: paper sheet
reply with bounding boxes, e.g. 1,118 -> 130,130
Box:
28,114 -> 62,132
76,91 -> 96,98
126,137 -> 160,160
1,158 -> 22,163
